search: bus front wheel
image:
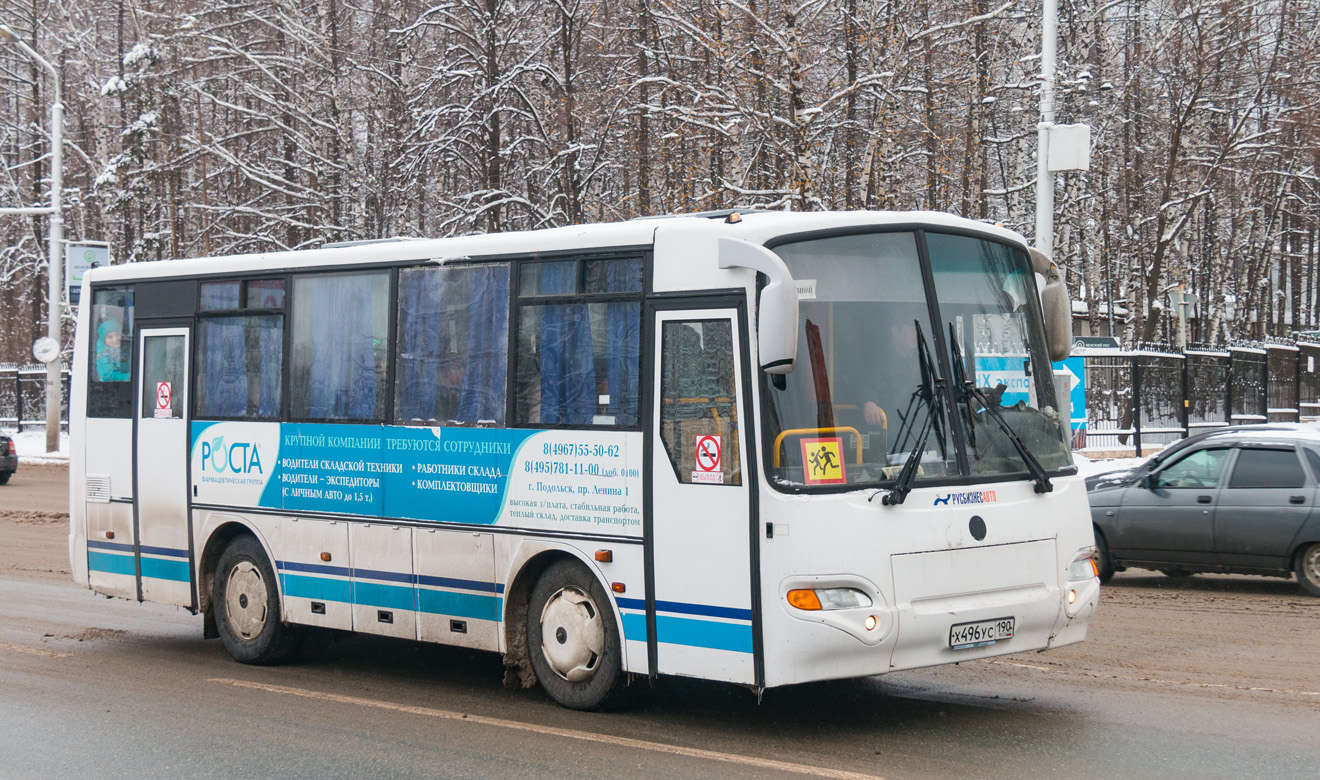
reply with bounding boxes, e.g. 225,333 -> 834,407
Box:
213,535 -> 302,665
526,559 -> 626,710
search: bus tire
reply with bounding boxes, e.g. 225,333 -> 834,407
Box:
213,535 -> 302,665
526,559 -> 626,710
1295,543 -> 1320,597
1094,527 -> 1114,584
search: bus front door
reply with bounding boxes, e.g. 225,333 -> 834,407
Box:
648,305 -> 757,685
134,327 -> 193,606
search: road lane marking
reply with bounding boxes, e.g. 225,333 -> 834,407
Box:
0,641 -> 71,658
210,677 -> 883,780
985,659 -> 1320,697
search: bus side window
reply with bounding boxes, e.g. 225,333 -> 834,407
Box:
395,263 -> 510,426
659,319 -> 740,486
87,286 -> 134,418
290,272 -> 391,421
196,315 -> 283,419
514,256 -> 643,428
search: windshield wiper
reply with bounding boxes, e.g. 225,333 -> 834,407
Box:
883,321 -> 945,506
947,323 -> 977,452
947,329 -> 1053,494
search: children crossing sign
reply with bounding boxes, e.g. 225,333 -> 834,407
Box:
800,437 -> 846,485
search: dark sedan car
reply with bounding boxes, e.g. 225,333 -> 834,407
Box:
1087,425 -> 1320,596
0,434 -> 15,485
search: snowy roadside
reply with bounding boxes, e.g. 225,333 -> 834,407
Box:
1,428 -> 70,464
1072,450 -> 1148,478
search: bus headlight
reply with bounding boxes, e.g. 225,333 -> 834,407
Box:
1062,548 -> 1102,619
1066,551 -> 1098,583
1067,554 -> 1099,582
787,587 -> 873,611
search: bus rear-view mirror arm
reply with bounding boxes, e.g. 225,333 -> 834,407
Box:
1029,246 -> 1071,363
718,237 -> 798,374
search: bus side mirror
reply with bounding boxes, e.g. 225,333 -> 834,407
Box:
1030,247 -> 1071,362
718,237 -> 798,374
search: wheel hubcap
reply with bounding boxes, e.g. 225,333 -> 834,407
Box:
225,561 -> 268,640
1305,547 -> 1320,584
540,586 -> 603,683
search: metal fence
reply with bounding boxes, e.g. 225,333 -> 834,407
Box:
0,364 -> 71,430
1078,340 -> 1320,455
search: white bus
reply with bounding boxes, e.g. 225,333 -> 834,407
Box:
69,210 -> 1098,709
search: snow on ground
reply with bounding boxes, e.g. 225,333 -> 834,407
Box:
1073,450 -> 1148,477
1,427 -> 70,464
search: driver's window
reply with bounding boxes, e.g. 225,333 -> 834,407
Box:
1156,448 -> 1231,489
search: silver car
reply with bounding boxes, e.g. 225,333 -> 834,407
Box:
1087,426 -> 1320,596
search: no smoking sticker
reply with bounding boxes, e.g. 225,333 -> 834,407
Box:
691,434 -> 724,484
154,381 -> 173,418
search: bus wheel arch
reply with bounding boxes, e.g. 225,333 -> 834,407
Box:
524,557 -> 627,710
198,521 -> 267,620
502,550 -> 572,690
211,533 -> 303,664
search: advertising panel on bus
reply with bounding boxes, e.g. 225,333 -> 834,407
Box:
190,422 -> 643,537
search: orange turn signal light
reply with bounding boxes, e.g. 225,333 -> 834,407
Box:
594,549 -> 613,563
611,582 -> 626,593
787,589 -> 822,611
105,531 -> 115,540
320,552 -> 332,562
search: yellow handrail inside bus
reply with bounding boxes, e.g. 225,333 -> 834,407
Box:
773,427 -> 863,468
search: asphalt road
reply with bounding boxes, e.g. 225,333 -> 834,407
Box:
2,465 -> 1318,779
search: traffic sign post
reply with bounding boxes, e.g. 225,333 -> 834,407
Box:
66,241 -> 109,305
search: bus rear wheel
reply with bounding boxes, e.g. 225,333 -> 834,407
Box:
213,535 -> 302,664
527,559 -> 626,710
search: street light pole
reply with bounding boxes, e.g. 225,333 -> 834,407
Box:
0,23 -> 63,453
1035,0 -> 1057,259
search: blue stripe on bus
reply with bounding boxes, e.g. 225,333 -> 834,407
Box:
281,573 -> 353,603
140,544 -> 188,559
622,612 -> 647,642
140,556 -> 190,582
353,581 -> 418,611
416,574 -> 498,593
279,572 -> 499,621
619,597 -> 751,622
277,560 -> 353,578
621,612 -> 753,654
88,540 -> 189,559
655,600 -> 752,622
88,550 -> 135,576
656,614 -> 753,653
418,589 -> 499,621
352,567 -> 415,585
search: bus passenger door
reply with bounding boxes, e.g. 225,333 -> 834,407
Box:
648,305 -> 757,685
134,327 -> 193,606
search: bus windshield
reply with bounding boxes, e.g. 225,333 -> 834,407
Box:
763,230 -> 1070,490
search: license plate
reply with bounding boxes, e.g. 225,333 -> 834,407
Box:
949,617 -> 1015,650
